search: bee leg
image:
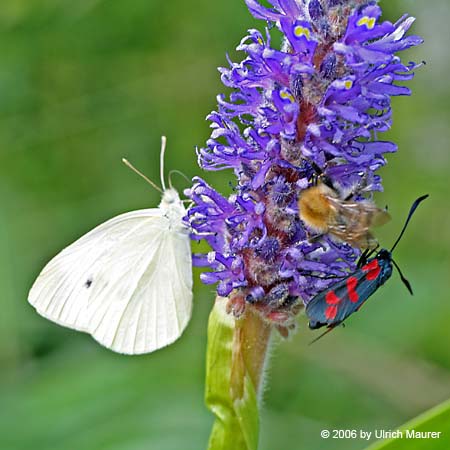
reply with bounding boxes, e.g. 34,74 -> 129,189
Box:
309,234 -> 324,243
306,230 -> 324,242
311,172 -> 319,186
343,172 -> 370,201
343,186 -> 359,201
310,161 -> 336,191
310,161 -> 323,178
344,193 -> 353,201
307,233 -> 328,249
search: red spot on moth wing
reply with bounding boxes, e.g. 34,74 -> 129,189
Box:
346,276 -> 359,303
325,291 -> 341,305
325,305 -> 338,320
362,259 -> 381,281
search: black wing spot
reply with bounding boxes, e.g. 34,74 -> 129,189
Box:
84,278 -> 93,288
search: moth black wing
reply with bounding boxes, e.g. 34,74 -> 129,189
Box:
306,270 -> 362,329
306,259 -> 392,329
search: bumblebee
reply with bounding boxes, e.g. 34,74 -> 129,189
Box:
298,173 -> 390,249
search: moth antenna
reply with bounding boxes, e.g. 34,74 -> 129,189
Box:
392,259 -> 413,295
390,195 -> 429,253
160,136 -> 167,192
308,325 -> 336,345
122,158 -> 163,194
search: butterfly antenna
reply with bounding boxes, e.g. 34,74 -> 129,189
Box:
169,169 -> 191,188
160,136 -> 167,191
122,158 -> 163,194
390,194 -> 429,253
308,326 -> 336,345
392,259 -> 413,295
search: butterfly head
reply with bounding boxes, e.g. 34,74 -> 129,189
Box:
161,188 -> 181,206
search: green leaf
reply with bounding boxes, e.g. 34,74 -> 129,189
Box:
365,398 -> 450,450
205,297 -> 271,450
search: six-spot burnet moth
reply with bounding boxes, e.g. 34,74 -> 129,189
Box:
305,194 -> 429,343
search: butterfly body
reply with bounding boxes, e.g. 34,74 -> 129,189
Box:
159,188 -> 188,228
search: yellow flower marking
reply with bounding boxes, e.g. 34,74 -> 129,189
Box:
280,90 -> 295,103
344,80 -> 353,90
294,25 -> 311,40
357,16 -> 376,30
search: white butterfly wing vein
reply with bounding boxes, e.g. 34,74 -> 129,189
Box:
28,206 -> 193,355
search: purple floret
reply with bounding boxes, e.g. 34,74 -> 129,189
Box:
186,0 -> 422,326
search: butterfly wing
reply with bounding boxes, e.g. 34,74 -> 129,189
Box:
28,207 -> 193,354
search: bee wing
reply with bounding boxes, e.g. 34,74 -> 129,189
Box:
327,223 -> 378,249
326,197 -> 390,247
328,197 -> 390,226
370,207 -> 391,227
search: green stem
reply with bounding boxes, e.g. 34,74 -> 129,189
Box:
205,296 -> 272,450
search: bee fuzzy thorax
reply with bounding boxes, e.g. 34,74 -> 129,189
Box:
298,183 -> 336,233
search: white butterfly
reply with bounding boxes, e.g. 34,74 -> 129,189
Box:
28,137 -> 193,355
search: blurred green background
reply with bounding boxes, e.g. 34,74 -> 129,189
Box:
0,1 -> 449,449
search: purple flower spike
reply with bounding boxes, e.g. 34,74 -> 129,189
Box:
186,0 -> 422,328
